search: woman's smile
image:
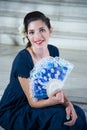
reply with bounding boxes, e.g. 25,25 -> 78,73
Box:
34,39 -> 44,45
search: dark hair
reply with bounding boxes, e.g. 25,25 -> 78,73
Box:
23,11 -> 51,47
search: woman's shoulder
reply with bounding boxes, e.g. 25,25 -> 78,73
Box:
15,48 -> 30,59
12,48 -> 31,65
48,44 -> 58,50
17,48 -> 28,56
48,44 -> 59,57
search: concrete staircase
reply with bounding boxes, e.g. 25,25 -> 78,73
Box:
0,1 -> 87,128
0,0 -> 87,50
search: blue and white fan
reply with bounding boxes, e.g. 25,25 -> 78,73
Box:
29,56 -> 74,100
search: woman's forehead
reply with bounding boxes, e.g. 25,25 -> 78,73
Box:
28,20 -> 47,29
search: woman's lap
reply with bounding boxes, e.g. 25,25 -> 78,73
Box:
0,104 -> 87,130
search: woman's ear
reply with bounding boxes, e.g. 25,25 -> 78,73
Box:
49,27 -> 53,36
26,32 -> 28,37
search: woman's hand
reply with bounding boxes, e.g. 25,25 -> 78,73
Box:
64,102 -> 78,126
18,77 -> 65,108
49,90 -> 65,105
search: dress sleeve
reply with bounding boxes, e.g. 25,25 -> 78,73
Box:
48,44 -> 59,57
54,46 -> 59,57
11,50 -> 33,78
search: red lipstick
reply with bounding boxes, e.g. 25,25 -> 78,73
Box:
35,40 -> 43,45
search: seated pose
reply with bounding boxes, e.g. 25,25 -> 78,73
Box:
0,11 -> 87,130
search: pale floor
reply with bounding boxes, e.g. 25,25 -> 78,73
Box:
0,44 -> 87,130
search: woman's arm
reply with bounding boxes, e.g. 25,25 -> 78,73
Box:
18,77 -> 65,108
63,93 -> 78,126
18,76 -> 77,126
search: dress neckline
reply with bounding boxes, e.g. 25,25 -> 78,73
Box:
25,45 -> 51,57
24,45 -> 51,66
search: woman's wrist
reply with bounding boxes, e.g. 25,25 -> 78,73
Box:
63,101 -> 70,107
63,96 -> 72,107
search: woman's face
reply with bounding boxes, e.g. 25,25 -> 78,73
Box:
27,20 -> 52,49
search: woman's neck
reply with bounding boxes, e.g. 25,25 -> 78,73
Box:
33,47 -> 46,57
27,46 -> 49,63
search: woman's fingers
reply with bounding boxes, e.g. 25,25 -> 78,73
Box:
56,91 -> 64,103
53,90 -> 64,103
50,90 -> 59,97
64,118 -> 76,126
49,90 -> 65,104
64,104 -> 78,126
65,106 -> 71,119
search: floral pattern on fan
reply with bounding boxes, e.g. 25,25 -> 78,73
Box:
29,56 -> 74,100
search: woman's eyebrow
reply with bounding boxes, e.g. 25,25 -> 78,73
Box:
28,29 -> 34,32
39,26 -> 45,29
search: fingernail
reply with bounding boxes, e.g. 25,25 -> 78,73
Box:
66,115 -> 70,120
64,122 -> 67,125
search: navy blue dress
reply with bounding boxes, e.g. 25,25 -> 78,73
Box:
0,45 -> 87,130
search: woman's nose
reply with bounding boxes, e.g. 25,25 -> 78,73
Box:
35,32 -> 42,39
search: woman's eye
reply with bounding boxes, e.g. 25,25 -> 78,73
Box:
40,28 -> 45,32
28,31 -> 34,35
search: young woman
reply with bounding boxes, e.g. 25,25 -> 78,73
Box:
0,11 -> 87,130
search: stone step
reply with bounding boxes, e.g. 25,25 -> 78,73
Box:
0,1 -> 87,21
0,0 -> 87,50
0,16 -> 87,35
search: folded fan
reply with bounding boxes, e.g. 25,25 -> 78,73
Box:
29,56 -> 74,100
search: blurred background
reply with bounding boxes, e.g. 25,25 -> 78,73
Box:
0,0 -> 87,49
0,0 -> 87,129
